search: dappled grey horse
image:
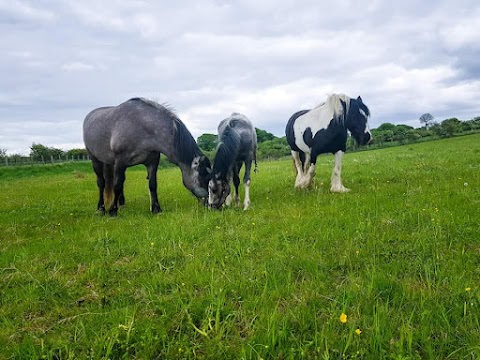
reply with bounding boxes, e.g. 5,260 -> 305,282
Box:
208,113 -> 257,210
83,98 -> 211,216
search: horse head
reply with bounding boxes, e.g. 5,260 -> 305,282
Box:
183,155 -> 212,201
208,173 -> 230,210
346,96 -> 372,146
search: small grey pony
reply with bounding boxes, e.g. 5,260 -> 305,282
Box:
208,113 -> 257,210
83,98 -> 211,216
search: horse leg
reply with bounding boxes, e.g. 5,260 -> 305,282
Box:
292,150 -> 305,188
243,159 -> 253,210
303,152 -> 311,173
108,162 -> 127,217
91,158 -> 106,214
103,164 -> 115,209
297,151 -> 317,189
234,162 -> 242,207
119,189 -> 125,206
330,150 -> 350,193
225,164 -> 239,207
146,153 -> 162,213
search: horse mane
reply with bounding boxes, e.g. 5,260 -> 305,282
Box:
130,97 -> 203,165
316,94 -> 370,123
213,118 -> 241,179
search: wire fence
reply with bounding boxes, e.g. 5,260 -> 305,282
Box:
0,155 -> 90,167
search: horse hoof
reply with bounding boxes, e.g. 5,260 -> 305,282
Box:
108,209 -> 118,217
331,187 -> 350,193
151,207 -> 162,214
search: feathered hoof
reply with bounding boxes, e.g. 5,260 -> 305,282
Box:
330,186 -> 350,193
295,178 -> 313,189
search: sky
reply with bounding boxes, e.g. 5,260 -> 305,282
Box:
1,0 -> 480,155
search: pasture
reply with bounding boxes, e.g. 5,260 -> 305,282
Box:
1,134 -> 479,359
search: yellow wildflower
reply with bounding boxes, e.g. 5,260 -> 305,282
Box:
355,328 -> 362,335
465,287 -> 471,292
339,313 -> 347,323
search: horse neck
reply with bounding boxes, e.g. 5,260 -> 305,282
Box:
213,133 -> 240,179
172,119 -> 202,167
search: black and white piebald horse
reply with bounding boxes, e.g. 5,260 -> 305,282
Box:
285,94 -> 371,191
83,98 -> 212,216
208,113 -> 257,210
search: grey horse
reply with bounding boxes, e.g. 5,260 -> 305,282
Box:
208,113 -> 257,210
83,98 -> 211,216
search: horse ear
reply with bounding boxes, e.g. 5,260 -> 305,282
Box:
357,96 -> 363,102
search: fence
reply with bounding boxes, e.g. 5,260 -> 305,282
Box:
1,155 -> 90,167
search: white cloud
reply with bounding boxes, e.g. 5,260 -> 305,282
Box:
440,21 -> 480,51
0,0 -> 56,22
61,62 -> 96,72
1,0 -> 480,154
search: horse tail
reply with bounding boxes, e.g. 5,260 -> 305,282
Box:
103,164 -> 114,209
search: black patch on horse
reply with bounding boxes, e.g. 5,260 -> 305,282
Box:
303,127 -> 313,148
285,109 -> 310,152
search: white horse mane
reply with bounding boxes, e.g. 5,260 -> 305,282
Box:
314,94 -> 351,122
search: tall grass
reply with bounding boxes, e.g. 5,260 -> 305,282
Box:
0,135 -> 479,359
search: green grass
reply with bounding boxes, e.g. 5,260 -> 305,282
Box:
1,135 -> 479,359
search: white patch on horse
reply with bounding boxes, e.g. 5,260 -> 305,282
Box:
330,150 -> 350,193
291,150 -> 304,174
243,180 -> 251,210
292,105 -> 336,154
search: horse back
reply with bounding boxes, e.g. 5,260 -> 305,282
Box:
83,99 -> 176,165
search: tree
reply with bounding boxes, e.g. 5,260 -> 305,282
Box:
30,143 -> 50,161
66,148 -> 88,157
385,130 -> 395,142
30,143 -> 65,161
0,148 -> 6,159
375,123 -> 396,132
430,123 -> 446,137
406,129 -> 422,142
441,118 -> 461,137
257,137 -> 290,159
197,133 -> 217,152
419,113 -> 435,129
255,128 -> 275,143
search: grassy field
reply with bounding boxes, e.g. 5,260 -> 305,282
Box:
1,135 -> 479,359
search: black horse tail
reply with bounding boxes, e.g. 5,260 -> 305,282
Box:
103,164 -> 114,209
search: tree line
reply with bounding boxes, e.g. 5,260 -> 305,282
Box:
0,144 -> 89,166
2,114 -> 480,166
197,114 -> 480,159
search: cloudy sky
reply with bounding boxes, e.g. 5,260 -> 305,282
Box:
1,0 -> 480,154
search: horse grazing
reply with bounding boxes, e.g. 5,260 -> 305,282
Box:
285,94 -> 371,191
83,98 -> 212,216
208,113 -> 257,210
